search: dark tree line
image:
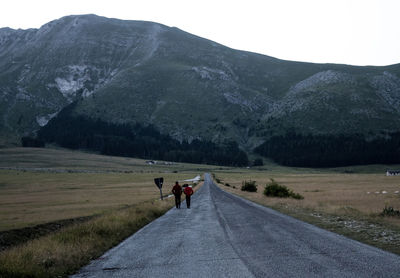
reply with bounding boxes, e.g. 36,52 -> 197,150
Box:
21,136 -> 45,147
254,132 -> 400,167
36,105 -> 248,167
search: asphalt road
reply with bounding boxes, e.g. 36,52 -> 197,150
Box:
72,173 -> 400,277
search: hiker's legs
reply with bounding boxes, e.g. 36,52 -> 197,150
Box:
175,195 -> 180,208
186,196 -> 191,208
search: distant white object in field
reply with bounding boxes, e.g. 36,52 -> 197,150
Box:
183,175 -> 201,183
395,191 -> 399,194
366,192 -> 370,194
375,191 -> 380,194
382,191 -> 388,194
386,170 -> 400,176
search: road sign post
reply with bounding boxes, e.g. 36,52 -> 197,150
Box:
154,177 -> 164,200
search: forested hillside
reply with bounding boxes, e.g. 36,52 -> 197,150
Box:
255,132 -> 400,167
35,103 -> 248,166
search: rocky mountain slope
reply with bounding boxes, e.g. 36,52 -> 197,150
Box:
1,14 -> 400,151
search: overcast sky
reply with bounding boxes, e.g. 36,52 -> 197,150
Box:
1,0 -> 399,66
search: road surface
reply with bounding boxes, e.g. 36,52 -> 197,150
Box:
72,173 -> 400,277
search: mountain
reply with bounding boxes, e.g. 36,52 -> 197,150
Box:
2,14 -> 400,158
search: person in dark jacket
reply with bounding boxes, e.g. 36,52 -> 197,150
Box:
183,185 -> 194,208
172,181 -> 182,209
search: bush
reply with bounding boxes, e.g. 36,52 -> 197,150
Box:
290,192 -> 305,200
381,206 -> 400,217
241,180 -> 257,192
264,179 -> 304,199
264,179 -> 290,197
224,183 -> 231,187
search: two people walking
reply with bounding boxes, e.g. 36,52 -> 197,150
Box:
172,181 -> 193,209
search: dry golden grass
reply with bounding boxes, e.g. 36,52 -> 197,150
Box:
0,147 -> 207,277
2,146 -> 400,275
0,170 -> 200,231
0,147 -> 223,172
0,180 -> 204,278
216,172 -> 400,222
0,199 -> 176,278
0,147 -> 213,231
214,171 -> 400,255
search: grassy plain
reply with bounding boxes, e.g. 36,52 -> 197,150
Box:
0,147 -> 210,277
213,167 -> 400,254
0,200 -> 174,278
215,171 -> 400,216
0,147 -> 218,231
0,170 -> 193,231
2,148 -> 399,234
1,147 -> 400,277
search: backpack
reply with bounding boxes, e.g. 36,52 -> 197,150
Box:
184,186 -> 193,196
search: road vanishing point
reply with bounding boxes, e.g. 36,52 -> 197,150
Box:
72,173 -> 400,277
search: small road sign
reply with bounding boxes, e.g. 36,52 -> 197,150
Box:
154,177 -> 164,200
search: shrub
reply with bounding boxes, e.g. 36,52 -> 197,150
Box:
264,179 -> 304,199
264,179 -> 290,197
381,206 -> 400,217
290,192 -> 304,200
224,183 -> 231,187
241,180 -> 257,192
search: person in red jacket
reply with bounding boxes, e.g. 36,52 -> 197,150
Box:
183,185 -> 194,209
172,181 -> 182,209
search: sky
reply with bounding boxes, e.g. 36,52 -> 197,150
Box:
1,0 -> 399,66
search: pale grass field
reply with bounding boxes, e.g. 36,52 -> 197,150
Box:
0,147 -> 221,172
215,172 -> 400,226
0,146 -> 207,277
0,148 -> 211,231
2,146 -> 400,274
0,198 -> 178,277
0,170 -> 200,231
2,147 -> 400,234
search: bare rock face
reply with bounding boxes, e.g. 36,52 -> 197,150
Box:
370,71 -> 400,113
289,70 -> 356,93
1,14 -> 400,148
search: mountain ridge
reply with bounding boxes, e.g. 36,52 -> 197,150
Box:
1,14 -> 400,155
